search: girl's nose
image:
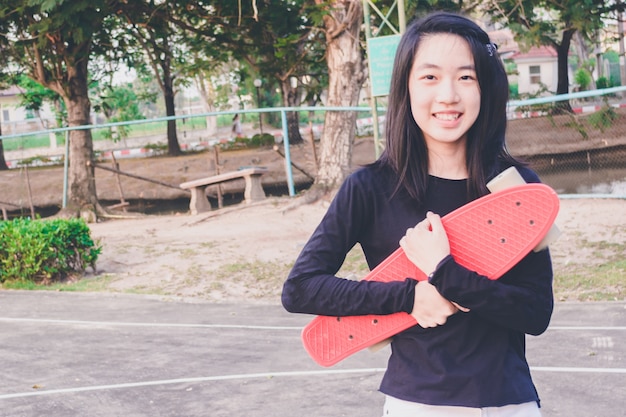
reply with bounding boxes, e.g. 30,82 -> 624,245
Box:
436,80 -> 460,104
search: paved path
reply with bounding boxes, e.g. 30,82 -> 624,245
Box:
1,291 -> 624,417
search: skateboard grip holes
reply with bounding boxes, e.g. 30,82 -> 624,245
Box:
487,219 -> 493,225
372,319 -> 379,325
336,317 -> 341,322
500,237 -> 507,244
529,219 -> 535,226
515,201 -> 522,206
348,334 -> 354,340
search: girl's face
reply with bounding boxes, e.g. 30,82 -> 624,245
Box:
408,33 -> 480,150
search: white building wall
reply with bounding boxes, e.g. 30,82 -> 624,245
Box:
515,58 -> 559,96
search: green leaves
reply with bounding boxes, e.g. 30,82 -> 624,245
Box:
0,218 -> 101,284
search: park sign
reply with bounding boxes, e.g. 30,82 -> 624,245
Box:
367,34 -> 401,97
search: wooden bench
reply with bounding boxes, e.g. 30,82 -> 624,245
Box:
180,167 -> 268,214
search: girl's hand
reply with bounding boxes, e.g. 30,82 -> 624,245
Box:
399,211 -> 451,276
410,280 -> 458,327
401,212 -> 468,327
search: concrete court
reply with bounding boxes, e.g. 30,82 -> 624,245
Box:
0,290 -> 624,417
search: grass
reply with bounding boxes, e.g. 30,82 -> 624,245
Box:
2,274 -> 114,292
2,117 -> 210,153
555,259 -> 625,301
4,255 -> 624,302
337,245 -> 370,279
2,237 -> 623,302
553,237 -> 626,301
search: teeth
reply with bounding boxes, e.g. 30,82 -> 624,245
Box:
435,113 -> 460,121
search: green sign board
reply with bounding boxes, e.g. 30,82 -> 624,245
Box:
367,34 -> 401,97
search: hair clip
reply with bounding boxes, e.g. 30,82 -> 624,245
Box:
486,42 -> 498,57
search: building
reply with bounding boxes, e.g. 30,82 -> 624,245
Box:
0,86 -> 56,135
510,45 -> 560,96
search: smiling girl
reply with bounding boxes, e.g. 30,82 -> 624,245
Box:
282,11 -> 553,417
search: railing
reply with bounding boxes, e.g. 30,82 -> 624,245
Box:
0,106 -> 373,208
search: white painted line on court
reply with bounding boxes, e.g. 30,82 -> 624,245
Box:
549,326 -> 626,330
530,366 -> 626,373
3,318 -> 625,332
1,366 -> 625,400
0,368 -> 386,399
0,317 -> 302,331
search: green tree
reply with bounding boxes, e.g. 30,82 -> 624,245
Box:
405,0 -> 480,20
483,0 -> 607,113
0,0 -> 123,219
176,1 -> 325,144
91,82 -> 155,142
16,75 -> 65,127
116,1 -> 194,156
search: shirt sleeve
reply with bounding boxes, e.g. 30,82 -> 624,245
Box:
281,172 -> 417,317
428,248 -> 554,336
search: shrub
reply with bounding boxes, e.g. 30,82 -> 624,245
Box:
219,133 -> 275,151
574,68 -> 592,91
249,133 -> 276,147
0,218 -> 101,284
588,105 -> 618,131
596,76 -> 609,89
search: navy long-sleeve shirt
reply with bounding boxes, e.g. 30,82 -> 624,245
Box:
282,163 -> 554,408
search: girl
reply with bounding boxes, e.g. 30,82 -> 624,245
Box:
282,11 -> 553,417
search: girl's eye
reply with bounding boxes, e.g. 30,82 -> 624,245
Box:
460,75 -> 475,81
424,75 -> 436,80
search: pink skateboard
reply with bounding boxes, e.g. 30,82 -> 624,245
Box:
301,183 -> 560,367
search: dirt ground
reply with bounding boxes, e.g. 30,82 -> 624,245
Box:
84,194 -> 626,304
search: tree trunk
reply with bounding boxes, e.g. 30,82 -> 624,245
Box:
281,78 -> 304,144
554,29 -> 575,113
315,0 -> 366,192
0,123 -> 8,170
162,55 -> 182,156
163,84 -> 182,156
61,63 -> 102,221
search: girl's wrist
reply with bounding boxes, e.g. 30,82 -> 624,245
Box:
427,254 -> 453,282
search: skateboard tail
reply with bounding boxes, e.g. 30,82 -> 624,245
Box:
443,184 -> 560,278
301,313 -> 417,367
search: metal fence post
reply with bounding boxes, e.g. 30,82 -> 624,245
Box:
280,109 -> 296,197
62,130 -> 69,208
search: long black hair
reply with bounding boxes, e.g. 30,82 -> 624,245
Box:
376,11 -> 523,203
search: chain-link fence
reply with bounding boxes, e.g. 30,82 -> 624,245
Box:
1,91 -> 625,219
505,87 -> 626,197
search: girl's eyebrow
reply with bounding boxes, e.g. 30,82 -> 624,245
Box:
414,63 -> 476,71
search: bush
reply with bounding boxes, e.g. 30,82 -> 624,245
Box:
0,218 -> 101,284
249,133 -> 276,147
588,105 -> 618,131
574,68 -> 592,91
219,133 -> 275,151
596,76 -> 609,89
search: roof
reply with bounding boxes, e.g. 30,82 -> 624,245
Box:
510,45 -> 558,60
0,85 -> 25,97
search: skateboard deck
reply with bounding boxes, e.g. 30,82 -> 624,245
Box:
301,183 -> 560,367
